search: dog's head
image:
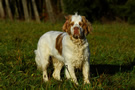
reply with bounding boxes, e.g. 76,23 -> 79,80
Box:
62,13 -> 93,39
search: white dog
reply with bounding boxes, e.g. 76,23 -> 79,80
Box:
35,13 -> 92,85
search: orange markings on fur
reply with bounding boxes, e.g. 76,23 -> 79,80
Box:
62,15 -> 72,35
56,33 -> 64,55
81,16 -> 93,35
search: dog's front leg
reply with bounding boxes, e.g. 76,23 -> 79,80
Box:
82,61 -> 90,84
65,64 -> 78,85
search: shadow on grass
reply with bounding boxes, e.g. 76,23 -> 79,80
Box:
90,59 -> 135,76
46,58 -> 135,81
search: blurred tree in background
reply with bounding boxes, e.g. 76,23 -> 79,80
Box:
0,0 -> 134,24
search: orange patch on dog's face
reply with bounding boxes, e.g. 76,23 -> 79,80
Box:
62,15 -> 72,35
55,33 -> 63,55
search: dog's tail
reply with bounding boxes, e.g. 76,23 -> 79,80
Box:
34,50 -> 42,70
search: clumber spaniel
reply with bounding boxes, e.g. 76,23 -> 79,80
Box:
35,13 -> 92,85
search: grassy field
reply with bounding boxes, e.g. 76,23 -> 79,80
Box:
0,20 -> 135,89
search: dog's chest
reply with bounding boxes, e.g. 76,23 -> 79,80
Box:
71,44 -> 87,68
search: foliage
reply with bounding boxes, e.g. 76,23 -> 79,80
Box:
126,0 -> 135,24
0,21 -> 135,89
63,0 -> 109,22
63,0 -> 135,24
108,0 -> 135,24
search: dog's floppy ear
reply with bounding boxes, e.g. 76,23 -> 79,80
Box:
62,20 -> 68,32
62,15 -> 72,32
82,16 -> 93,36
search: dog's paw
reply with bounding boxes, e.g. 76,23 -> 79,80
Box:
84,79 -> 90,85
52,73 -> 62,81
43,74 -> 49,82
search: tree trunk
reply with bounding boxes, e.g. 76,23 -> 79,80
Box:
32,0 -> 40,22
14,0 -> 19,19
0,0 -> 5,18
28,0 -> 32,19
16,0 -> 23,19
45,0 -> 55,23
5,0 -> 13,20
60,0 -> 65,14
22,0 -> 30,21
57,0 -> 60,13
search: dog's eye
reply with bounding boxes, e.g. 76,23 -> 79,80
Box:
70,22 -> 74,26
79,22 -> 83,26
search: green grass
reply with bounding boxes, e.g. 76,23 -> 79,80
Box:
0,20 -> 135,89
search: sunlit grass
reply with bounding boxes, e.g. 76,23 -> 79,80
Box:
0,20 -> 135,89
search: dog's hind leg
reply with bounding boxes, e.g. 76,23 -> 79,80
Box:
42,55 -> 50,82
37,46 -> 50,82
42,62 -> 49,82
52,57 -> 64,81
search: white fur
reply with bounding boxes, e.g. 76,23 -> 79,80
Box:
35,14 -> 90,85
71,14 -> 84,38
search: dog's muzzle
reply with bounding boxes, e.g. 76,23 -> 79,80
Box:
74,27 -> 79,35
73,26 -> 81,39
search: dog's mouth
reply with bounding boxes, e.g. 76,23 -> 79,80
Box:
73,27 -> 85,39
73,34 -> 81,39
